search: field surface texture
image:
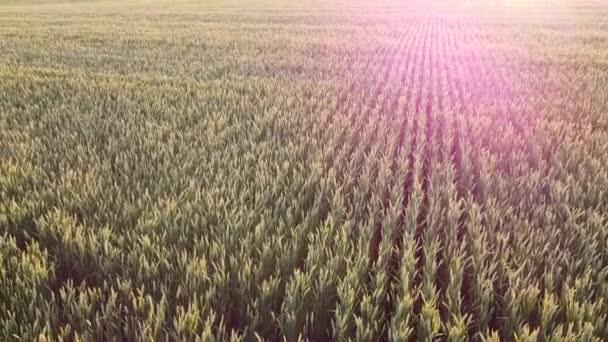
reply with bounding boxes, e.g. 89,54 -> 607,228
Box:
1,0 -> 608,340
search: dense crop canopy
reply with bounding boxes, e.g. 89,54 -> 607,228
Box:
1,0 -> 608,340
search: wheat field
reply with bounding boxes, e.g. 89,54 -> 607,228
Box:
1,0 -> 608,340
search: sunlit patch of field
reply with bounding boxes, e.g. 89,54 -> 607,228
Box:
1,0 -> 608,340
